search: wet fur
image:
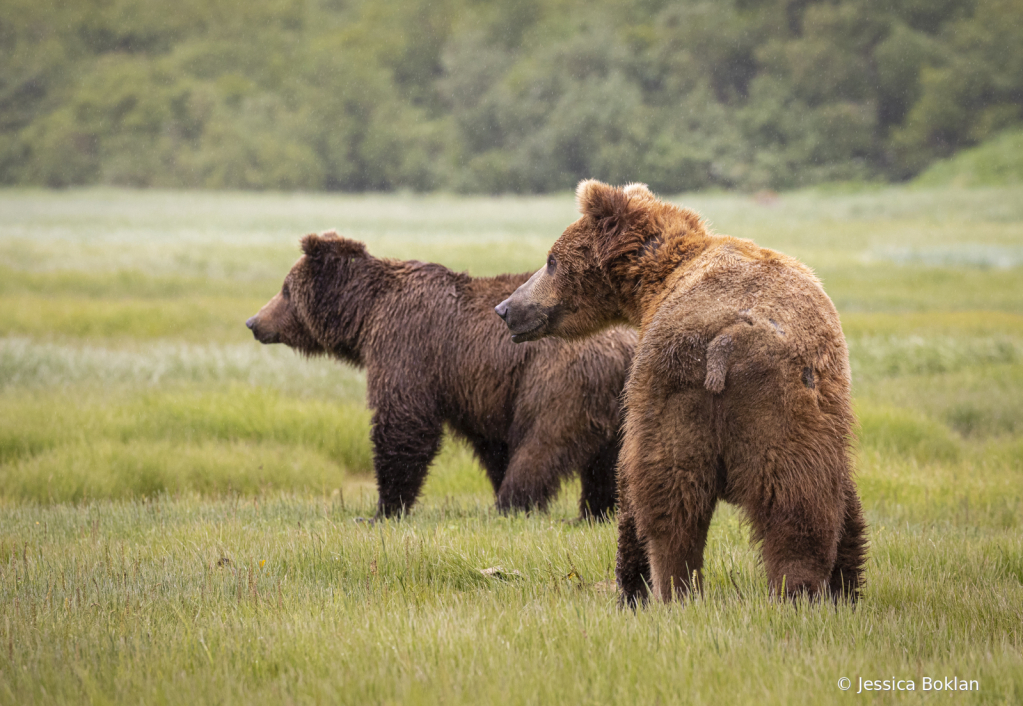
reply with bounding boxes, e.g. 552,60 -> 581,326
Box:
503,181 -> 867,605
250,232 -> 636,519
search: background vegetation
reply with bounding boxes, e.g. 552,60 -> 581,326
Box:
2,0 -> 1022,193
0,184 -> 1021,703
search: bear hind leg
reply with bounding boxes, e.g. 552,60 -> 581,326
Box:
625,386 -> 720,602
498,432 -> 585,513
747,463 -> 844,601
615,484 -> 651,609
470,437 -> 510,494
828,479 -> 868,602
644,498 -> 716,602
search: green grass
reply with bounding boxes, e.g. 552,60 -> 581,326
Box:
1,498 -> 1021,704
0,387 -> 374,499
0,186 -> 1021,704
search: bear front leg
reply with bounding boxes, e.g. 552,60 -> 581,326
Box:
578,442 -> 619,521
370,408 -> 443,519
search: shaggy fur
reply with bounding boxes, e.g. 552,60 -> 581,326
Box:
497,180 -> 867,605
248,231 -> 636,519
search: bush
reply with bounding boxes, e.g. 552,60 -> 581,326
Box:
914,129 -> 1023,187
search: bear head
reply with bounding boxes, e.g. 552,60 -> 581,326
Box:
495,179 -> 660,342
246,231 -> 371,362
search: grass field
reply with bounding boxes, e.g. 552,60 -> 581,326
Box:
0,186 -> 1021,704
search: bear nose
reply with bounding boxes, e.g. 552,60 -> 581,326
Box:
246,316 -> 258,330
494,301 -> 509,321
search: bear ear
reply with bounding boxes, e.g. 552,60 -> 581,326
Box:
576,179 -> 645,268
300,232 -> 329,257
301,231 -> 368,259
623,182 -> 654,200
576,179 -> 627,221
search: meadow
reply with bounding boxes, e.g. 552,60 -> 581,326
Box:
0,186 -> 1021,704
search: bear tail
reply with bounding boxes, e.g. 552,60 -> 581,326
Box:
704,333 -> 733,394
703,316 -> 787,394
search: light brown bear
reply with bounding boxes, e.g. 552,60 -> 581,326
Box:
496,180 -> 867,605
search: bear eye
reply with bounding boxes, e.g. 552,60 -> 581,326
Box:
547,254 -> 557,274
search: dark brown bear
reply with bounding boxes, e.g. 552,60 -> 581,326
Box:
247,230 -> 635,520
496,180 -> 867,605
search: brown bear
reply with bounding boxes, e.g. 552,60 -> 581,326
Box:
247,230 -> 636,520
496,180 -> 867,605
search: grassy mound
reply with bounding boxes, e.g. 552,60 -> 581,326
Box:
915,130 -> 1023,187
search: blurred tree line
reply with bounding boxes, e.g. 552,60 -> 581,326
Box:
1,0 -> 1021,192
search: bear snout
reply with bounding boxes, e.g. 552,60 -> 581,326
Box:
498,298 -> 547,343
246,314 -> 280,344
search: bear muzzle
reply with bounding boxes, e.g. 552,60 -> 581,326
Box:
495,297 -> 549,343
246,314 -> 280,344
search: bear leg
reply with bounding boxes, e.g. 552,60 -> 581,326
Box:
749,472 -> 843,601
497,432 -> 587,513
828,478 -> 868,601
615,482 -> 650,609
622,387 -> 720,603
470,437 -> 511,494
721,363 -> 855,600
578,442 -> 619,521
644,502 -> 716,602
370,409 -> 443,519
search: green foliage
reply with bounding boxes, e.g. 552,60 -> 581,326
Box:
2,0 -> 1021,192
915,128 -> 1023,186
